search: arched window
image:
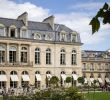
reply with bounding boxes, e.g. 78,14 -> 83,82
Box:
61,71 -> 65,74
60,49 -> 66,65
46,48 -> 51,64
9,25 -> 17,38
9,46 -> 17,63
0,70 -> 6,75
10,71 -> 18,88
21,27 -> 27,38
90,73 -> 94,78
35,71 -> 40,74
35,71 -> 41,88
10,71 -> 17,75
46,71 -> 51,74
0,71 -> 6,89
21,47 -> 28,63
71,32 -> 77,42
60,31 -> 66,41
71,50 -> 77,65
22,71 -> 28,75
0,45 -> 5,63
21,71 -> 29,87
35,48 -> 40,64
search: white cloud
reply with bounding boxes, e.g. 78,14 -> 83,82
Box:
55,12 -> 110,45
0,0 -> 50,21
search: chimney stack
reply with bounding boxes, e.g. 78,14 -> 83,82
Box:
43,15 -> 55,30
17,12 -> 28,26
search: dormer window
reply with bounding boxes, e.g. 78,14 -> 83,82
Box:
60,31 -> 66,41
9,25 -> 17,38
0,24 -> 5,36
10,29 -> 15,37
21,29 -> 27,38
35,33 -> 41,40
46,35 -> 51,40
71,33 -> 77,42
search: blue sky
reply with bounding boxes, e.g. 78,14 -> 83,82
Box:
0,0 -> 110,51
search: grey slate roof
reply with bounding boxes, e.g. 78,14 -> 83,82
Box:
28,21 -> 52,31
0,17 -> 24,28
0,17 -> 75,33
54,24 -> 73,32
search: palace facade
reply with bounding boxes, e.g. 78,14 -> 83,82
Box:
82,50 -> 110,85
0,12 -> 82,90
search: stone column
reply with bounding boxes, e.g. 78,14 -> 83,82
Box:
6,71 -> 10,91
17,44 -> 21,63
6,43 -> 9,62
18,70 -> 21,88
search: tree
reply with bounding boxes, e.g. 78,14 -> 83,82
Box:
66,77 -> 72,87
50,76 -> 59,87
90,2 -> 110,34
78,77 -> 85,85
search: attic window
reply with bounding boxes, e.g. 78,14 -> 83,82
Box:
0,27 -> 5,36
71,34 -> 76,42
22,29 -> 27,38
35,34 -> 41,40
61,33 -> 66,41
46,35 -> 51,40
10,29 -> 16,38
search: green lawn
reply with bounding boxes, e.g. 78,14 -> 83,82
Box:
0,96 -> 3,100
0,92 -> 110,100
84,92 -> 110,100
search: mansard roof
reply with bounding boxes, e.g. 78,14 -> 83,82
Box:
0,17 -> 75,33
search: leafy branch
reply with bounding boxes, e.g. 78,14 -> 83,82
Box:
90,2 -> 110,34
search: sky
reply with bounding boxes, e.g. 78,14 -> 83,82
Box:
0,0 -> 110,51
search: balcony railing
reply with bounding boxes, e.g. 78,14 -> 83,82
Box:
82,57 -> 110,62
0,61 -> 33,67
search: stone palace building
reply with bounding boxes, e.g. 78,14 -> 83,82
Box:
0,12 -> 82,90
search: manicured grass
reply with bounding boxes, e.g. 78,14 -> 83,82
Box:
85,92 -> 110,100
0,96 -> 3,100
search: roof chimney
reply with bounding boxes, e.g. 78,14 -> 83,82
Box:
17,12 -> 28,26
43,15 -> 55,30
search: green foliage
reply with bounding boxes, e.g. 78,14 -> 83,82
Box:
78,77 -> 85,85
66,77 -> 72,83
90,2 -> 110,34
50,76 -> 59,86
8,87 -> 84,100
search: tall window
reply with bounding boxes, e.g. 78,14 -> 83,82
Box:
21,47 -> 28,63
21,29 -> 27,38
61,33 -> 66,41
71,50 -> 77,65
10,71 -> 18,88
35,71 -> 41,88
9,46 -> 16,63
10,28 -> 16,38
90,63 -> 94,71
60,49 -> 66,65
0,45 -> 5,63
35,48 -> 40,64
0,71 -> 6,89
21,71 -> 29,87
71,34 -> 76,42
0,26 -> 5,36
46,48 -> 51,64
